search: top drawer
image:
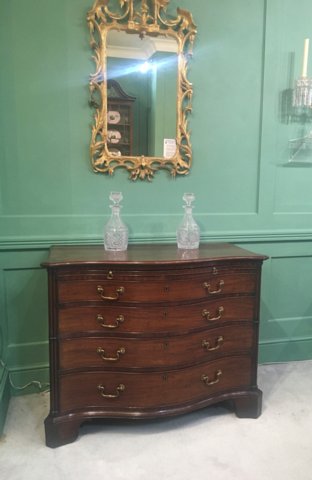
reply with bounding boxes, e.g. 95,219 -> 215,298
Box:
56,268 -> 258,305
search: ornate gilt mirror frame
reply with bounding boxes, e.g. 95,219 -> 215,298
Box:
87,0 -> 196,181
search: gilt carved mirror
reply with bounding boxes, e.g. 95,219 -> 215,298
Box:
87,0 -> 196,181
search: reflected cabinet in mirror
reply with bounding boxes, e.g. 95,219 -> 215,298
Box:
87,0 -> 196,181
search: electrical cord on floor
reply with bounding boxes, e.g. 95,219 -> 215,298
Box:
0,357 -> 50,392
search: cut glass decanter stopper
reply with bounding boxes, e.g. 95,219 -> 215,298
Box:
176,193 -> 200,249
104,192 -> 128,251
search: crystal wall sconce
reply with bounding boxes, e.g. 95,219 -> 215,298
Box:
293,38 -> 312,108
289,38 -> 312,163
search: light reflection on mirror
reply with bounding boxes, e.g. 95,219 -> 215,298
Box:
107,30 -> 178,158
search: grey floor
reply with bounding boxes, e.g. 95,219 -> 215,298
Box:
1,360 -> 312,480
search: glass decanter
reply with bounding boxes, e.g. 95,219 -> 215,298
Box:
176,193 -> 200,249
104,192 -> 128,251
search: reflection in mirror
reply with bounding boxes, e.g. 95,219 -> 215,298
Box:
107,79 -> 136,157
107,30 -> 178,158
88,0 -> 196,181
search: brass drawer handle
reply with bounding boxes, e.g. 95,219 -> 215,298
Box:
201,370 -> 222,386
97,314 -> 124,329
96,346 -> 125,362
202,306 -> 224,322
97,383 -> 125,399
203,280 -> 224,294
97,285 -> 125,301
202,336 -> 224,352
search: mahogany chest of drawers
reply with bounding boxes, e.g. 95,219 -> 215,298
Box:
42,243 -> 267,447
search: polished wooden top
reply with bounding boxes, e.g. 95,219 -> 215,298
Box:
42,243 -> 267,267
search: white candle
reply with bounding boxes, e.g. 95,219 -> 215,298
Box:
302,38 -> 309,77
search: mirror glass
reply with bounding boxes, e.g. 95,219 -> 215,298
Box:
107,30 -> 178,158
88,0 -> 197,181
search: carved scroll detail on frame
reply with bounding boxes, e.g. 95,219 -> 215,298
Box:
87,0 -> 197,181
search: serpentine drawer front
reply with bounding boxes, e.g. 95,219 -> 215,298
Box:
42,243 -> 267,448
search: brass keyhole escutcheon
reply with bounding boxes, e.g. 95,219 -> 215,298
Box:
107,270 -> 114,280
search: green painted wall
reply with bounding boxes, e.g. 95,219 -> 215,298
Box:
1,0 -> 312,432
